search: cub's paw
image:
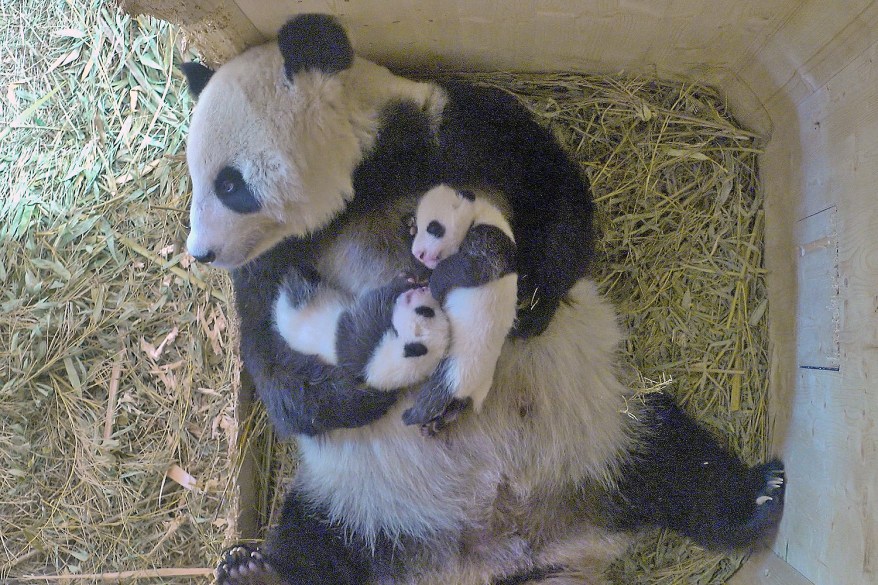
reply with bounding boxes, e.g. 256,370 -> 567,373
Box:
404,396 -> 472,437
215,545 -> 284,585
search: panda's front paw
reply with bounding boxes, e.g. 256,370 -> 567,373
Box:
511,294 -> 560,338
215,544 -> 285,585
279,265 -> 321,308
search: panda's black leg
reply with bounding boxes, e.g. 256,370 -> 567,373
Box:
510,292 -> 560,339
609,393 -> 786,550
215,545 -> 285,585
257,485 -> 392,585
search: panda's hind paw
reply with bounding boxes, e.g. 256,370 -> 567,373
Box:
215,544 -> 285,585
754,460 -> 785,507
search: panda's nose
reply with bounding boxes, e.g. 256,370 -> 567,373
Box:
192,250 -> 216,263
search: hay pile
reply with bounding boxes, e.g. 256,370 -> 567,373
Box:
2,1 -> 770,582
1,1 -> 238,581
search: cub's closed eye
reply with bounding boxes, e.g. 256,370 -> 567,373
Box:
426,220 -> 444,238
403,342 -> 428,358
214,166 -> 261,214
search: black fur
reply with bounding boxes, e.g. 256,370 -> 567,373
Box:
428,223 -> 517,304
278,14 -> 354,78
607,393 -> 786,550
260,486 -> 396,585
214,166 -> 261,213
348,81 -> 595,339
279,265 -> 322,308
335,278 -> 414,376
414,305 -> 435,318
457,188 -> 476,201
180,61 -> 214,97
402,342 -> 428,358
435,81 -> 597,337
493,565 -> 565,585
231,74 -> 590,434
212,17 -> 785,584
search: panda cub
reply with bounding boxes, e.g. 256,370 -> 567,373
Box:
403,185 -> 517,432
274,271 -> 450,391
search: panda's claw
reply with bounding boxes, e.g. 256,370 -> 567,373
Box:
410,397 -> 472,437
215,544 -> 284,585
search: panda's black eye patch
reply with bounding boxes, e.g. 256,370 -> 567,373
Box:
403,342 -> 428,358
414,306 -> 435,318
214,166 -> 260,214
426,221 -> 445,238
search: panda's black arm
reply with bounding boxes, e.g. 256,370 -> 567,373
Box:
233,248 -> 399,438
428,224 -> 516,304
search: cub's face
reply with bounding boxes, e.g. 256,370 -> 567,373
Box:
411,185 -> 476,269
393,286 -> 449,360
363,285 -> 449,390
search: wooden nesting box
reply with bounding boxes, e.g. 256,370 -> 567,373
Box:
124,2 -> 878,584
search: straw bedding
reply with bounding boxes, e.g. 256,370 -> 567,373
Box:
1,2 -> 768,583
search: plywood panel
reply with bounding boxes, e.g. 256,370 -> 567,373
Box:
763,12 -> 878,584
729,551 -> 814,585
795,207 -> 840,370
122,0 -> 264,64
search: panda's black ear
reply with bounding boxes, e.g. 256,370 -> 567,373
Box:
457,189 -> 476,202
180,62 -> 215,97
278,14 -> 354,79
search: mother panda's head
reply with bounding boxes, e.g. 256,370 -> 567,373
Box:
181,15 -> 444,269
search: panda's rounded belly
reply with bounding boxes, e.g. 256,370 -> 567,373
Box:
295,398 -> 499,544
294,279 -> 633,545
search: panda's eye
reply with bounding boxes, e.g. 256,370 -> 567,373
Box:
426,221 -> 445,238
214,166 -> 260,214
414,306 -> 435,318
220,178 -> 236,193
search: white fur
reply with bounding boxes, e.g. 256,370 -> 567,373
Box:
410,185 -> 518,411
441,274 -> 517,411
412,184 -> 514,269
186,47 -> 446,269
363,288 -> 450,390
186,38 -> 635,582
273,285 -> 347,364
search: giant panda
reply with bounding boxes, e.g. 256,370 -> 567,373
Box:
180,14 -> 786,585
403,184 -> 518,433
274,269 -> 451,392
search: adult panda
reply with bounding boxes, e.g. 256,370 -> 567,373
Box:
180,14 -> 785,585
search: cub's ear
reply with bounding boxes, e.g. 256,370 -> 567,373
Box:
180,62 -> 215,97
278,14 -> 354,79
